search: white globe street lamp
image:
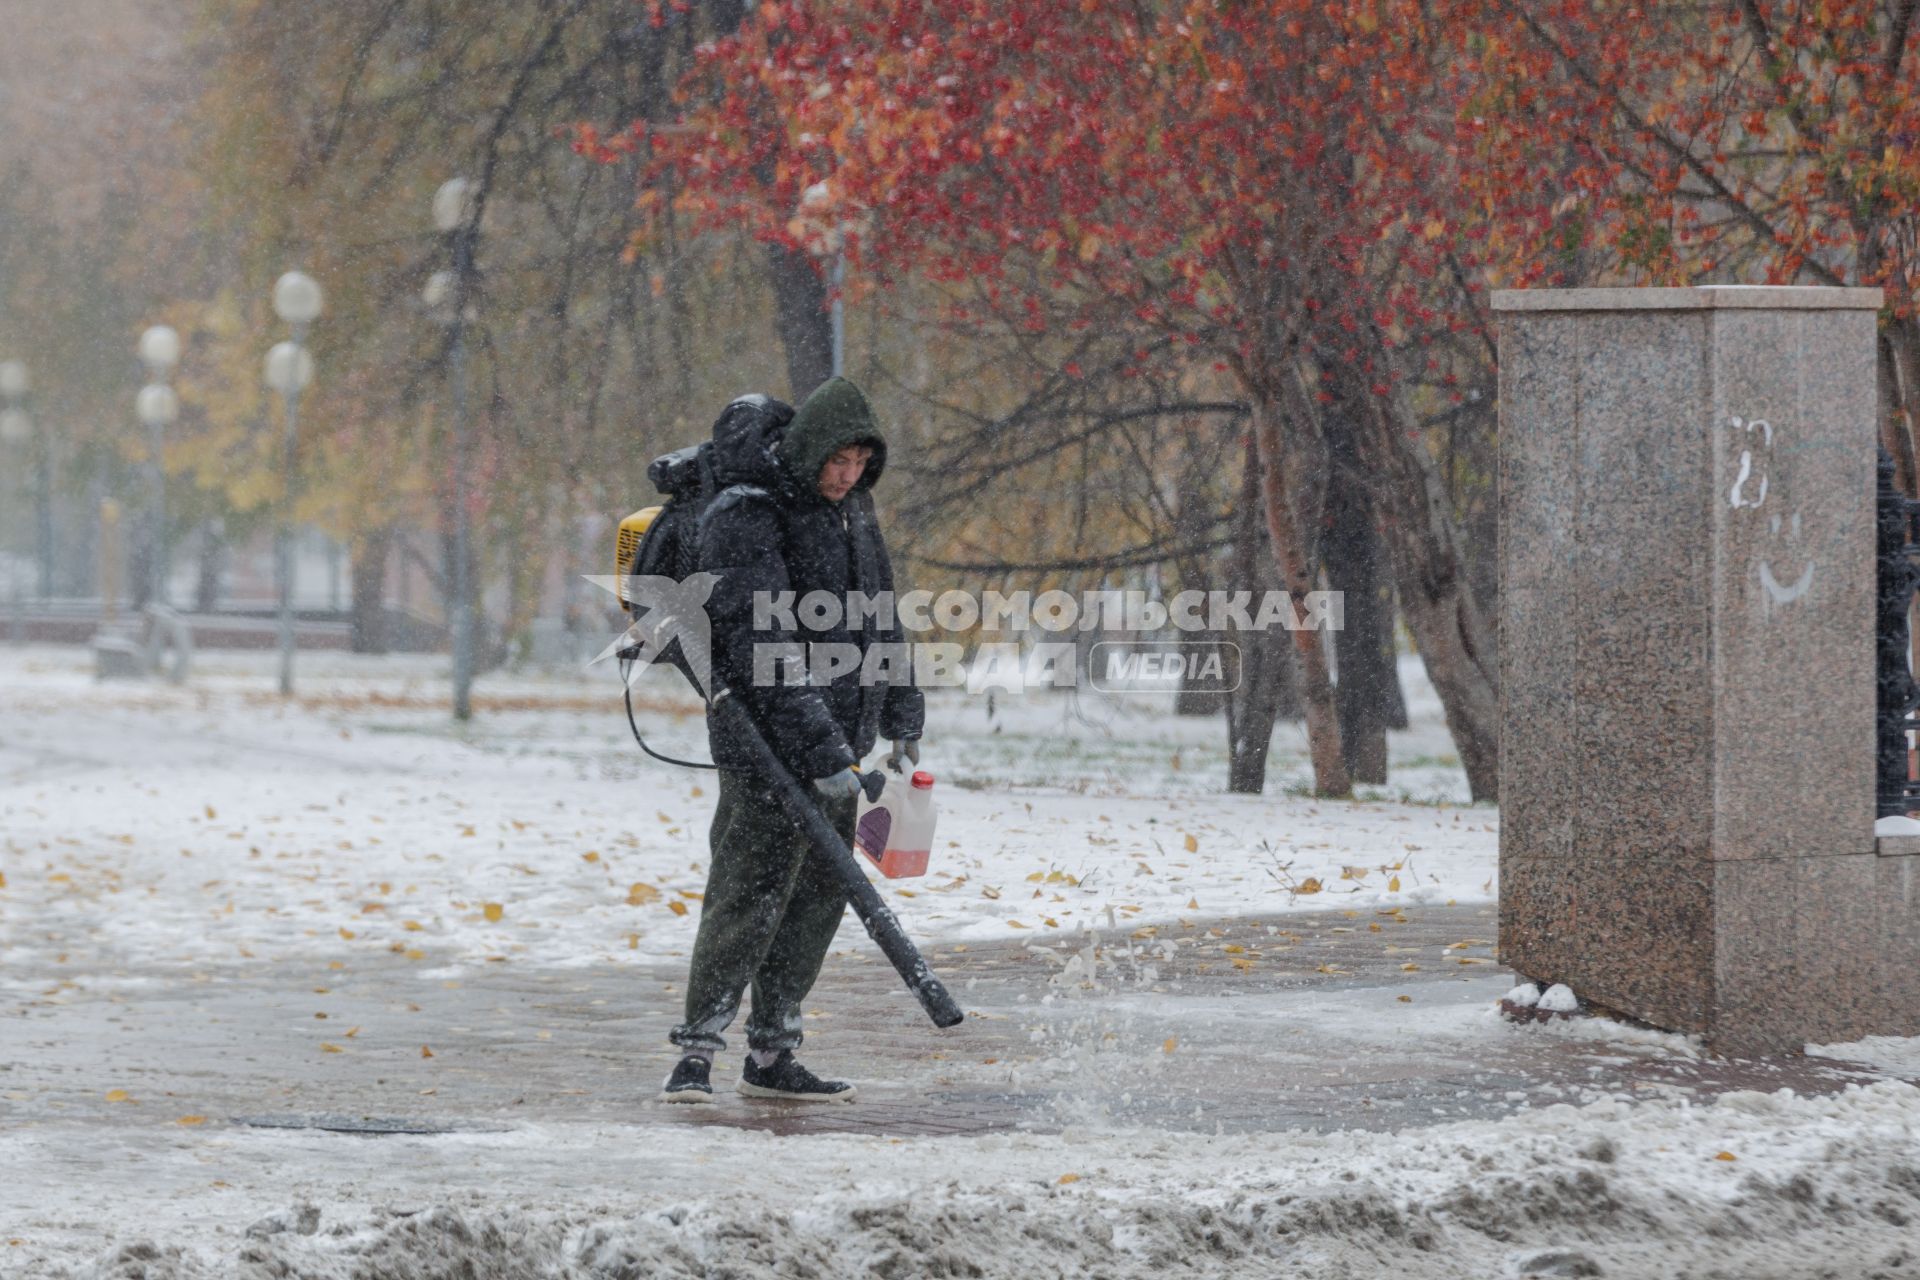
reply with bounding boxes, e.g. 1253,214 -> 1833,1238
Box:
138,325 -> 181,377
136,382 -> 178,428
430,176 -> 478,721
268,271 -> 323,697
0,366 -> 25,640
135,322 -> 182,613
0,361 -> 52,605
272,272 -> 324,329
432,177 -> 473,234
263,341 -> 315,394
421,269 -> 456,319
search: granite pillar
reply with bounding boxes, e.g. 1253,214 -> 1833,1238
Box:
1494,285 -> 1914,1054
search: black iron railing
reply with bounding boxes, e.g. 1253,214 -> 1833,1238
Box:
1876,449 -> 1920,818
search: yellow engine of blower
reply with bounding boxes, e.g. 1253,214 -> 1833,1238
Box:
614,506 -> 662,610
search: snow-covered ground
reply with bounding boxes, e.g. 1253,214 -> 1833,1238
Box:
8,644 -> 1920,1279
0,646 -> 1494,981
9,1077 -> 1920,1278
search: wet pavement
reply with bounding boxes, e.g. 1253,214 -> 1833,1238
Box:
1,903 -> 1893,1144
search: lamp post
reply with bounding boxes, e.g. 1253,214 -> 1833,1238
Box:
1,361 -> 30,642
796,181 -> 856,379
268,270 -> 323,697
428,176 -> 477,721
136,325 -> 181,610
0,360 -> 46,604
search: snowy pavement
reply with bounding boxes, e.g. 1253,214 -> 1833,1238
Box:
0,647 -> 1494,980
5,646 -> 1920,1277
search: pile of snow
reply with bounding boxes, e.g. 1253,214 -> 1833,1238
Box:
20,1080 -> 1920,1279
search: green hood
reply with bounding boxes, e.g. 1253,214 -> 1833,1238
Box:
776,376 -> 887,498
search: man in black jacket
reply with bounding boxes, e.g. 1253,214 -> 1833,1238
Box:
660,376 -> 924,1104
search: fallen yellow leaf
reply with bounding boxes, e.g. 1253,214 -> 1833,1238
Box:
483,903 -> 504,923
1388,876 -> 1401,892
105,1089 -> 132,1103
338,927 -> 356,940
177,1115 -> 206,1126
626,882 -> 662,906
1058,1173 -> 1081,1185
1296,878 -> 1323,895
668,900 -> 688,917
1715,1151 -> 1737,1162
421,1045 -> 434,1059
1163,1037 -> 1178,1054
321,1043 -> 344,1054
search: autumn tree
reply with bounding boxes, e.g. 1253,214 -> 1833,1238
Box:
1462,0 -> 1920,481
637,0 -> 1504,797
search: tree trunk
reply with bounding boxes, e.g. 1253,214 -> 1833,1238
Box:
765,243 -> 834,400
1225,431 -> 1301,791
1321,390 -> 1396,785
129,541 -> 152,612
351,527 -> 392,654
1881,318 -> 1920,498
1352,378 -> 1501,801
1248,390 -> 1350,797
1382,586 -> 1409,730
194,520 -> 225,614
1174,447 -> 1228,717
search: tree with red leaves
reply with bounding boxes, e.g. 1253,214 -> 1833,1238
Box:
617,0 -> 1506,798
1462,0 -> 1920,484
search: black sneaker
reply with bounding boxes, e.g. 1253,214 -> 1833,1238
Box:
738,1050 -> 856,1103
658,1054 -> 714,1104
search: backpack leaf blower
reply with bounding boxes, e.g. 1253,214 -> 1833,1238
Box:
615,395 -> 963,1031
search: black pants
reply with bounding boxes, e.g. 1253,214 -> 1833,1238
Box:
669,768 -> 853,1054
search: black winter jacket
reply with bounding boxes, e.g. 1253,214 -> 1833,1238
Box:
695,393 -> 924,782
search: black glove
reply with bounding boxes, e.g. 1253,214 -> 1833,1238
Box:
813,767 -> 861,803
886,738 -> 922,773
